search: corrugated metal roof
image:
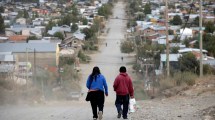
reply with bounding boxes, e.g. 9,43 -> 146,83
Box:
0,52 -> 12,55
0,54 -> 14,61
0,43 -> 57,53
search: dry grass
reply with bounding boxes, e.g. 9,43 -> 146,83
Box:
159,78 -> 175,91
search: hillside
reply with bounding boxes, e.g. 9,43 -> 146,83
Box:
131,76 -> 215,120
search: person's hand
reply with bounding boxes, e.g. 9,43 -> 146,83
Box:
130,96 -> 134,99
105,93 -> 108,96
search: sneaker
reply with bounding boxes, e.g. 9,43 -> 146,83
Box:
98,111 -> 103,120
123,117 -> 128,119
117,110 -> 122,118
93,118 -> 97,120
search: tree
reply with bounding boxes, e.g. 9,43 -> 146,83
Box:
16,11 -> 24,19
171,47 -> 179,53
194,34 -> 215,57
203,34 -> 215,57
0,6 -> 4,13
71,4 -> 79,16
179,52 -> 199,74
23,9 -> 29,18
58,14 -> 72,26
144,3 -> 151,15
193,17 -> 199,26
82,18 -> 88,25
27,36 -> 38,40
45,21 -> 55,33
204,21 -> 215,33
0,14 -> 5,34
82,28 -> 94,40
171,15 -> 182,25
168,30 -> 174,35
120,41 -> 134,54
71,23 -> 78,33
214,8 -> 215,15
54,32 -> 64,40
98,3 -> 113,19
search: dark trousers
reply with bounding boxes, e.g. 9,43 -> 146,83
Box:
115,94 -> 130,118
90,91 -> 105,118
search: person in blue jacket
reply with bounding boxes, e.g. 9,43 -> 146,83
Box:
86,66 -> 108,120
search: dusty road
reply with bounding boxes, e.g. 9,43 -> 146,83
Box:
0,1 -> 134,120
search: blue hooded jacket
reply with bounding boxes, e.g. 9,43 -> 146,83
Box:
86,74 -> 108,94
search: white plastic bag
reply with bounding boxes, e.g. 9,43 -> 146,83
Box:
129,98 -> 136,113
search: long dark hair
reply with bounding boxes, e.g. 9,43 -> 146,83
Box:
90,66 -> 101,81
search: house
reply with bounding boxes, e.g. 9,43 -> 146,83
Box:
169,25 -> 181,35
0,43 -> 59,67
168,13 -> 183,20
153,35 -> 175,44
190,27 -> 205,36
178,48 -> 208,60
169,43 -> 186,49
184,14 -> 199,21
136,21 -> 153,27
0,37 -> 8,43
5,25 -> 43,38
204,16 -> 215,23
32,18 -> 45,26
8,35 -> 28,43
77,25 -> 90,30
61,36 -> 84,49
179,28 -> 193,40
16,18 -> 27,25
28,37 -> 61,43
101,0 -> 109,4
0,52 -> 15,64
139,25 -> 166,36
160,54 -> 182,70
73,32 -> 86,41
48,25 -> 71,35
4,20 -> 11,25
0,52 -> 15,75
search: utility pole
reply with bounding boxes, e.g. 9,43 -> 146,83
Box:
165,0 -> 170,77
33,49 -> 36,82
199,0 -> 203,77
26,48 -> 29,97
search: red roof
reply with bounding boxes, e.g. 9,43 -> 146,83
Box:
9,35 -> 28,42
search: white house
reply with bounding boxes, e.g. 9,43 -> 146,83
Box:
160,54 -> 182,70
48,25 -> 71,35
16,18 -> 27,25
180,28 -> 193,40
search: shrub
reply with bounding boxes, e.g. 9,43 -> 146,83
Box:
159,77 -> 175,90
203,64 -> 215,75
173,72 -> 197,86
78,50 -> 90,62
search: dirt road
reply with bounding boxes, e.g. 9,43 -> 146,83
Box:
0,1 -> 132,120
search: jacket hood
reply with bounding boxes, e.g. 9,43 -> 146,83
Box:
120,73 -> 128,76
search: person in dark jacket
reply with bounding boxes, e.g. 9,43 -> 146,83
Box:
113,66 -> 134,119
86,66 -> 108,120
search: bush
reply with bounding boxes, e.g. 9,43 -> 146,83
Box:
132,63 -> 141,71
59,56 -> 75,66
173,72 -> 197,86
203,64 -> 215,75
78,50 -> 90,62
82,41 -> 98,51
159,77 -> 175,90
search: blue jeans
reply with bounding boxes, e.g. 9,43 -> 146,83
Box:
115,94 -> 130,118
